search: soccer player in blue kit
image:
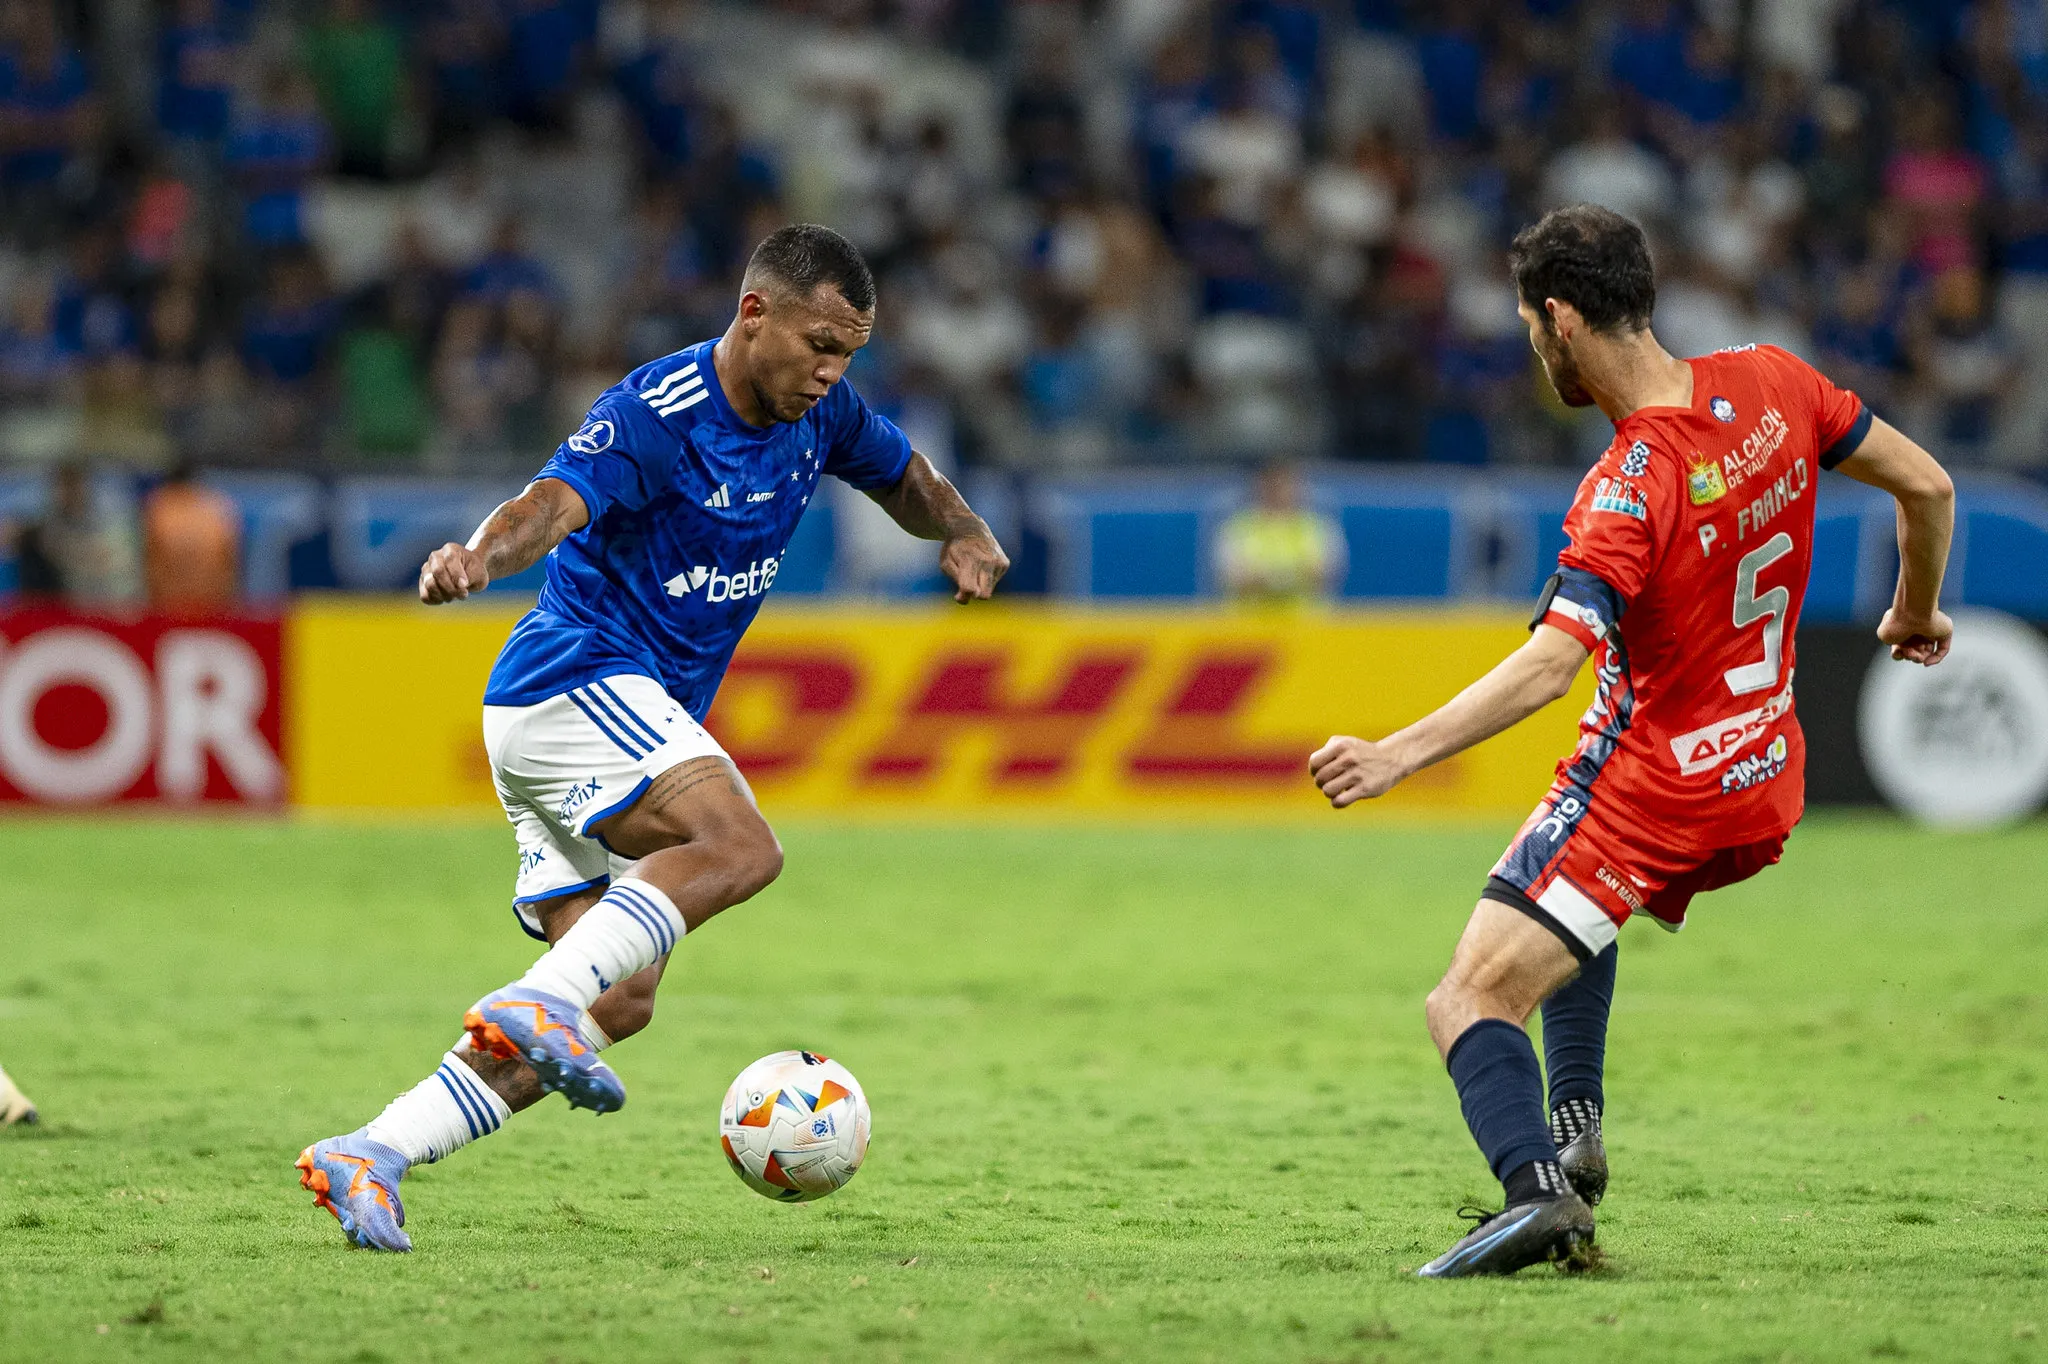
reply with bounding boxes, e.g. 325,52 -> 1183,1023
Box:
297,225 -> 1009,1251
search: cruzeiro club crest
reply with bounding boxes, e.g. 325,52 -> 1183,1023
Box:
1687,453 -> 1727,505
1709,396 -> 1736,423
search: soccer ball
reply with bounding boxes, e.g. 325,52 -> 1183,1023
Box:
719,1050 -> 870,1201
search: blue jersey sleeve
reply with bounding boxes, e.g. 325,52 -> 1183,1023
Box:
534,393 -> 675,519
820,381 -> 914,492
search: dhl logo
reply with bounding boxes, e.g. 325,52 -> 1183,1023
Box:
710,647 -> 1311,787
291,605 -> 1590,817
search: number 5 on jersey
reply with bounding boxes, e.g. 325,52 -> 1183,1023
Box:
1725,532 -> 1793,697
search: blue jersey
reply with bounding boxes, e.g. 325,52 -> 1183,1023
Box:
483,339 -> 913,718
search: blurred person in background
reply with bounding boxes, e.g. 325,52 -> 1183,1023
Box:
1216,459 -> 1344,604
142,461 -> 241,611
302,0 -> 411,181
157,0 -> 242,154
1908,265 -> 2018,461
241,251 -> 340,459
0,0 -> 102,247
224,66 -> 329,252
13,459 -> 139,604
0,267 -> 76,406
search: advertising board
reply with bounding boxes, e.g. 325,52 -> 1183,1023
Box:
0,609 -> 284,806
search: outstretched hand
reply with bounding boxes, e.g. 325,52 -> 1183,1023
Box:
1309,735 -> 1408,809
940,528 -> 1009,604
1876,606 -> 1953,666
420,542 -> 491,604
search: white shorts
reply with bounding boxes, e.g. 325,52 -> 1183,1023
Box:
483,674 -> 727,940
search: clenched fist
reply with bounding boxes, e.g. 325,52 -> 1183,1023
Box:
1309,735 -> 1409,809
420,543 -> 491,604
1876,606 -> 1953,666
940,529 -> 1009,604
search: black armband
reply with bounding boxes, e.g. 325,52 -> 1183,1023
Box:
1820,405 -> 1875,470
1530,572 -> 1563,633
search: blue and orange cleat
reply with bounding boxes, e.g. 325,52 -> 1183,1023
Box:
296,1134 -> 412,1252
463,987 -> 625,1114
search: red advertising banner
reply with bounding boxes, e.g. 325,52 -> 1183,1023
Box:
0,609 -> 285,806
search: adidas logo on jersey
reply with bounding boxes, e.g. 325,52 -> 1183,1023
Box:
704,483 -> 732,508
664,555 -> 782,604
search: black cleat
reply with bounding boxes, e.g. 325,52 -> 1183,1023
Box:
1557,1123 -> 1607,1206
1550,1099 -> 1607,1206
1416,1193 -> 1595,1278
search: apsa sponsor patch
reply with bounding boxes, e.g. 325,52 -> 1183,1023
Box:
1669,684 -> 1794,776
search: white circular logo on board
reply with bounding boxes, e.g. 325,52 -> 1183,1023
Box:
0,628 -> 156,803
1858,609 -> 2048,828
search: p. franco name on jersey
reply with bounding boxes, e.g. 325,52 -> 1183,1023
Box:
1735,454 -> 1809,541
664,555 -> 782,604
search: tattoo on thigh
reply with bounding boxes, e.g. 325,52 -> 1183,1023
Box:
646,756 -> 741,813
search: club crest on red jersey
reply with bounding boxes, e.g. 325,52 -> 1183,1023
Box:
1709,395 -> 1736,422
1687,454 -> 1728,505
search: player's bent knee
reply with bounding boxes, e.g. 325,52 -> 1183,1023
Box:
695,798 -> 782,901
630,813 -> 781,917
730,825 -> 783,902
1425,976 -> 1489,1046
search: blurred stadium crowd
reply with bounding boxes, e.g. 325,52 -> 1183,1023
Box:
3,0 -> 2048,494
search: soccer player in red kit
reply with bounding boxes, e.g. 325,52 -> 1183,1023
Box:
1310,205 -> 1958,1277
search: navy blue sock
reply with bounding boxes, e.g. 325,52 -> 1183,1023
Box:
1446,1019 -> 1560,1194
1541,943 -> 1616,1112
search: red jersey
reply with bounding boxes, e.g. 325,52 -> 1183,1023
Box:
1536,345 -> 1871,851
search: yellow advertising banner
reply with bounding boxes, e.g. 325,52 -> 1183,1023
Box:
289,600 -> 1590,819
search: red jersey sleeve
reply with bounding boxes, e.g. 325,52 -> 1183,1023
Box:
1542,432 -> 1682,651
1760,344 -> 1872,469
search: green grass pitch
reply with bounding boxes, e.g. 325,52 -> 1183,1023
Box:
1,815 -> 2045,1362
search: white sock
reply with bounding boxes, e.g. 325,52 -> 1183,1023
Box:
363,1050 -> 513,1164
513,877 -> 684,1010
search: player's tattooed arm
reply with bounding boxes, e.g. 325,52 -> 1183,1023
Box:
1833,417 -> 1956,665
419,479 -> 591,604
865,452 -> 1011,603
1310,626 -> 1591,809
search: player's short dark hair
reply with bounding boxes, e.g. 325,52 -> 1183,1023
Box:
744,224 -> 876,313
1509,205 -> 1656,334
